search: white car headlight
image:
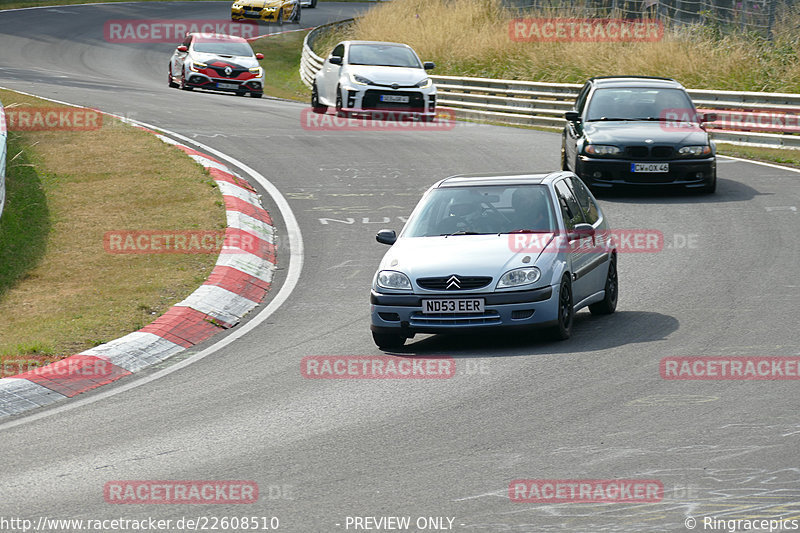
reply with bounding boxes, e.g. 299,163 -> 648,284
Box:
678,145 -> 712,156
497,267 -> 541,289
249,66 -> 263,76
350,73 -> 374,86
376,270 -> 412,291
190,61 -> 207,72
584,144 -> 622,156
416,78 -> 431,88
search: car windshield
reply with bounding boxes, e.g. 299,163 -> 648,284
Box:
193,40 -> 254,57
402,185 -> 556,237
585,87 -> 695,122
348,44 -> 421,68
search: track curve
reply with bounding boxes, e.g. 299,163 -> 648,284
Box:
1,3 -> 799,531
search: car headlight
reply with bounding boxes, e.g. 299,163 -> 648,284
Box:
678,145 -> 712,157
350,73 -> 374,86
497,267 -> 541,289
249,66 -> 263,76
416,78 -> 432,88
376,270 -> 412,291
264,6 -> 278,10
190,61 -> 207,71
584,144 -> 622,156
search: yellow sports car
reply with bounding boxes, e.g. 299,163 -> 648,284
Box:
231,0 -> 301,24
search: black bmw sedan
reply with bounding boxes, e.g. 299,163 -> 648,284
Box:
561,76 -> 716,193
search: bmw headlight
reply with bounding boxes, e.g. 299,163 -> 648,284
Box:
190,61 -> 207,71
249,66 -> 263,76
584,144 -> 622,156
416,78 -> 432,88
678,145 -> 712,157
350,73 -> 374,86
264,6 -> 278,10
376,270 -> 412,291
497,267 -> 541,289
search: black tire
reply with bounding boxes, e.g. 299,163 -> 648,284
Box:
250,92 -> 263,98
335,86 -> 347,117
277,8 -> 283,25
550,275 -> 574,340
168,65 -> 178,88
311,83 -> 328,113
701,170 -> 717,194
180,71 -> 192,90
589,253 -> 618,315
560,139 -> 569,171
372,331 -> 406,350
293,5 -> 301,23
310,0 -> 317,7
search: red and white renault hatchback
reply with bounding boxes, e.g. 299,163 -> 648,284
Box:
169,33 -> 265,98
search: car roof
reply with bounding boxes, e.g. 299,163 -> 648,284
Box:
190,33 -> 248,43
589,76 -> 683,89
340,40 -> 413,48
436,172 -> 569,188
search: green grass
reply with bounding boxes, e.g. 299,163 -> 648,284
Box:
0,89 -> 225,371
251,29 -> 312,101
0,133 -> 51,300
716,143 -> 800,168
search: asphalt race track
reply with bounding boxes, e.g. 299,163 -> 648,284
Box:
1,3 -> 799,531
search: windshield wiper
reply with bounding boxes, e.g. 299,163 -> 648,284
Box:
586,117 -> 638,122
441,231 -> 485,237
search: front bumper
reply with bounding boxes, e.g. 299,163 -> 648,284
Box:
184,72 -> 263,94
576,156 -> 716,189
340,86 -> 437,119
231,7 -> 281,21
370,286 -> 557,336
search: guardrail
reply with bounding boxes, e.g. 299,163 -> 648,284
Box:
0,99 -> 7,219
299,22 -> 800,149
299,18 -> 354,89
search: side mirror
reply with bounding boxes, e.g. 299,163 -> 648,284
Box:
376,229 -> 397,245
568,223 -> 595,241
564,111 -> 581,122
255,53 -> 264,60
177,45 -> 188,53
423,61 -> 435,70
329,56 -> 343,65
700,112 -> 717,123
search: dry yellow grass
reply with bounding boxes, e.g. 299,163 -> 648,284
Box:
317,0 -> 800,92
0,90 -> 225,373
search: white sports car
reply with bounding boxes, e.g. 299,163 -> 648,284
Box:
311,40 -> 437,121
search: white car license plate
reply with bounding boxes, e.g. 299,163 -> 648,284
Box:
631,162 -> 669,173
218,83 -> 239,90
380,94 -> 410,103
422,299 -> 484,314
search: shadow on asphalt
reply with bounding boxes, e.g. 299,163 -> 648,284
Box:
384,310 -> 679,358
592,177 -> 764,204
